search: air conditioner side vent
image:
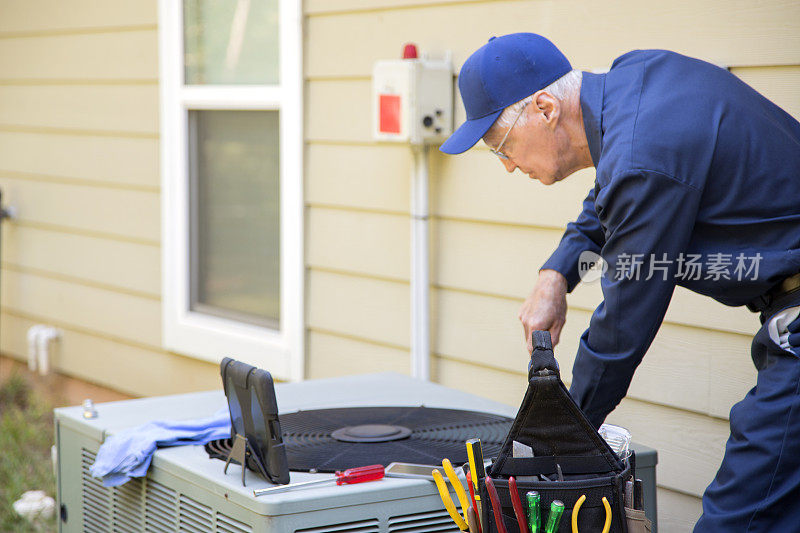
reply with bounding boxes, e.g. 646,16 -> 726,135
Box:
295,518 -> 380,533
216,512 -> 253,533
145,479 -> 178,532
112,477 -> 144,532
81,449 -> 112,533
388,509 -> 460,532
81,448 -> 254,533
179,494 -> 213,532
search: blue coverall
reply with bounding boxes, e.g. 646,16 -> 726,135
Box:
541,50 -> 800,530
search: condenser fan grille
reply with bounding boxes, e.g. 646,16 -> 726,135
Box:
206,406 -> 512,472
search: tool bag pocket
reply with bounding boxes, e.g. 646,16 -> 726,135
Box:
479,465 -> 630,533
478,331 -> 632,533
624,507 -> 652,533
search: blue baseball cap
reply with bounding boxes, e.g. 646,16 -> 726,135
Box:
440,33 -> 572,155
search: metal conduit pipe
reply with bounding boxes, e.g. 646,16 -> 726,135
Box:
410,146 -> 430,380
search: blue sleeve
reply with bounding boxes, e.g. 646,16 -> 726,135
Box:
541,186 -> 606,292
568,170 -> 702,427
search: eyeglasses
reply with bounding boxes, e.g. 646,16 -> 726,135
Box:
489,102 -> 528,161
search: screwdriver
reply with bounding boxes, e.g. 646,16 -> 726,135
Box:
253,464 -> 385,497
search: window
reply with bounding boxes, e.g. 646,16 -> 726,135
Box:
159,0 -> 303,380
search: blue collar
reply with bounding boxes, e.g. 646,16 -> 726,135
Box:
580,72 -> 605,167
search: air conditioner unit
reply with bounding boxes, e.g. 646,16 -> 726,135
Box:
54,373 -> 657,532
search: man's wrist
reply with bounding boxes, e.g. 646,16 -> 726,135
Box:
538,269 -> 568,292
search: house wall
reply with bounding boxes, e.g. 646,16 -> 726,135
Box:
1,1 -> 798,529
0,0 -> 220,396
303,1 -> 800,530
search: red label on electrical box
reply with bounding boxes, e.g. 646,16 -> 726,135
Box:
379,94 -> 401,134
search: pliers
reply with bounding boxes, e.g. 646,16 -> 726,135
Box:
571,494 -> 612,533
433,459 -> 472,531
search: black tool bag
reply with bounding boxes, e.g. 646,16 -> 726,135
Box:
479,331 -> 632,533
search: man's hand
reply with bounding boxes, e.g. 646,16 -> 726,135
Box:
518,269 -> 568,353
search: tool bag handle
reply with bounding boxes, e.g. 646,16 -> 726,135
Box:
529,330 -> 559,376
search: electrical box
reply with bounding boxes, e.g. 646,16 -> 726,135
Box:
372,47 -> 453,145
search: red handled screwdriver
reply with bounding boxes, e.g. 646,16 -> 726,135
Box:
254,464 -> 385,496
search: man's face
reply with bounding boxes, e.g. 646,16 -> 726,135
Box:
483,95 -> 569,185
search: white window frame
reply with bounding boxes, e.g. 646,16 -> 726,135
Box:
158,0 -> 303,381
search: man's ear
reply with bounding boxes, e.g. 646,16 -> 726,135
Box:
533,91 -> 559,126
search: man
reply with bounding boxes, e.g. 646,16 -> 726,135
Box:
440,33 -> 800,531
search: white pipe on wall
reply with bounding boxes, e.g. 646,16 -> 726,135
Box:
411,145 -> 430,380
26,325 -> 60,376
27,325 -> 45,372
36,327 -> 60,376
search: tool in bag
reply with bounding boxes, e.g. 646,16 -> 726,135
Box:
526,491 -> 541,533
572,494 -> 612,533
508,477 -> 528,533
485,476 -> 509,533
466,439 -> 486,518
465,469 -> 483,533
434,458 -> 473,531
478,331 -> 637,533
544,501 -> 565,533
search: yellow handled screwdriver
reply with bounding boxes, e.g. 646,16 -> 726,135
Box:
466,439 -> 485,519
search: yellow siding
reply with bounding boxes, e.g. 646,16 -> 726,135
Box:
0,85 -> 159,134
308,269 -> 410,349
1,224 -> 160,296
0,0 -> 156,34
305,0 -> 486,15
0,176 -> 159,242
0,132 -> 159,189
658,489 -> 704,533
731,65 -> 800,119
2,268 -> 161,348
306,331 -> 409,379
0,30 -> 157,81
306,0 -> 800,78
307,207 -> 410,280
306,268 -> 756,419
0,0 -> 218,394
304,0 -> 800,517
1,313 -> 217,397
306,144 -> 410,213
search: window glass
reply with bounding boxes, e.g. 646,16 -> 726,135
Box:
184,0 -> 280,84
189,110 -> 280,327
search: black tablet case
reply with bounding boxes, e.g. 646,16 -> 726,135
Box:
220,357 -> 290,485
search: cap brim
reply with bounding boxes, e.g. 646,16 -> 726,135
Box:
439,109 -> 503,154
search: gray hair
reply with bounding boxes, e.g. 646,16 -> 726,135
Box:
494,69 -> 582,129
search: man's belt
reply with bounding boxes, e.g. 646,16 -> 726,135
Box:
747,272 -> 800,313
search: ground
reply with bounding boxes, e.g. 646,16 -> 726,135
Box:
0,356 -> 131,532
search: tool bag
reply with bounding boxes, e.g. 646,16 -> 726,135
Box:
479,331 -> 633,533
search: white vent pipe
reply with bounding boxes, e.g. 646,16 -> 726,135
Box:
411,146 -> 430,380
26,325 -> 60,375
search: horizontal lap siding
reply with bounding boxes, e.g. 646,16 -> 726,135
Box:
305,0 -> 800,78
0,85 -> 159,135
0,131 -> 159,189
304,1 -> 800,518
0,0 -> 218,394
0,313 -> 218,397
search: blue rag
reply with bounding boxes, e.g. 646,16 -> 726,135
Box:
90,407 -> 231,487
